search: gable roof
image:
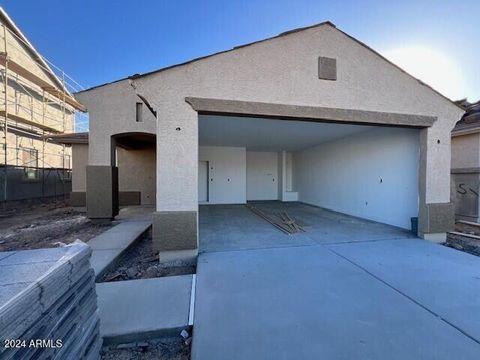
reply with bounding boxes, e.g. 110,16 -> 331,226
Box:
76,21 -> 463,110
0,6 -> 68,94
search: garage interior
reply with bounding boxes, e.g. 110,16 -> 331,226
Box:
198,114 -> 420,252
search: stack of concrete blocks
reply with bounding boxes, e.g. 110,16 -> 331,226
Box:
0,241 -> 101,359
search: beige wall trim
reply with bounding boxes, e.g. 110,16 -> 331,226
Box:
70,191 -> 86,207
86,165 -> 119,219
119,191 -> 141,206
451,167 -> 480,174
152,211 -> 198,252
418,202 -> 455,235
185,97 -> 437,128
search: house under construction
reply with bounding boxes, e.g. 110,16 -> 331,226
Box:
0,7 -> 86,207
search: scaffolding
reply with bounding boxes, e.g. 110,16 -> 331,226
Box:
0,19 -> 88,210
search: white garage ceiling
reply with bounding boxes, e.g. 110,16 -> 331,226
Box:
199,115 -> 374,151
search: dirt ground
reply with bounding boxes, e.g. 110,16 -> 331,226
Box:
0,201 -> 112,252
101,336 -> 191,360
99,233 -> 196,282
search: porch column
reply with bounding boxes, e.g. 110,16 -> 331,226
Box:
153,105 -> 198,263
417,127 -> 455,242
86,135 -> 119,220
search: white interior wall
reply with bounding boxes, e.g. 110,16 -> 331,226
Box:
277,151 -> 298,202
199,146 -> 246,204
294,127 -> 419,229
285,152 -> 293,191
246,151 -> 278,200
277,151 -> 284,200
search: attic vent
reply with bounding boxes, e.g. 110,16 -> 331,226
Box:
136,102 -> 143,122
318,56 -> 337,80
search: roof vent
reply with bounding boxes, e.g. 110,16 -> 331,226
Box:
318,56 -> 337,81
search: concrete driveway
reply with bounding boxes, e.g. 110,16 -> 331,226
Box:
192,238 -> 480,359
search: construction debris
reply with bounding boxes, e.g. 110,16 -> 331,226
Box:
0,241 -> 101,359
101,335 -> 191,360
246,204 -> 305,235
99,234 -> 196,282
446,220 -> 480,256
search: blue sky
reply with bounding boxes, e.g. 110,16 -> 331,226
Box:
4,0 -> 480,101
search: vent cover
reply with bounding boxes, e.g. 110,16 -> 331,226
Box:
318,57 -> 337,80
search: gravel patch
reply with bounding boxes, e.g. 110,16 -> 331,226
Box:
99,233 -> 196,282
101,335 -> 191,360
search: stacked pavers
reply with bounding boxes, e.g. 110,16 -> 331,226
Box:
0,241 -> 101,359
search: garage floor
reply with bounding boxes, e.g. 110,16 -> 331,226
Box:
199,201 -> 414,253
193,202 -> 480,359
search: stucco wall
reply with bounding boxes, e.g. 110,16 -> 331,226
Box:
75,80 -> 156,166
72,144 -> 87,192
127,24 -> 462,213
451,133 -> 480,170
199,146 -> 246,204
246,151 -> 278,200
77,23 -> 463,237
0,26 -> 58,88
117,147 -> 156,205
71,144 -> 156,205
294,127 -> 420,229
2,131 -> 72,169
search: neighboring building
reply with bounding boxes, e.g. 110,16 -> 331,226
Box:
451,99 -> 480,222
74,22 -> 464,263
0,7 -> 85,205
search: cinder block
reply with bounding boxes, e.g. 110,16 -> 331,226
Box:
0,242 -> 100,359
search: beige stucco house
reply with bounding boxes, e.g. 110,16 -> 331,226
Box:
73,22 -> 464,263
451,100 -> 480,221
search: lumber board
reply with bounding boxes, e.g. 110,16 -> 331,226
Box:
448,231 -> 480,240
457,220 -> 480,228
246,205 -> 291,235
246,205 -> 305,235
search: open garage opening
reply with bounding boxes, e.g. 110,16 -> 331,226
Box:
198,114 -> 420,251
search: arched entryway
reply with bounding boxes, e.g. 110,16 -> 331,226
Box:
112,132 -> 156,208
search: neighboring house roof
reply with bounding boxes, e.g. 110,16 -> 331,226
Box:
452,99 -> 480,136
44,132 -> 89,145
75,21 -> 462,111
0,6 -> 69,95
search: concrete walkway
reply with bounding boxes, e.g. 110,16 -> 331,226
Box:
192,238 -> 480,359
88,220 -> 151,279
96,275 -> 194,343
